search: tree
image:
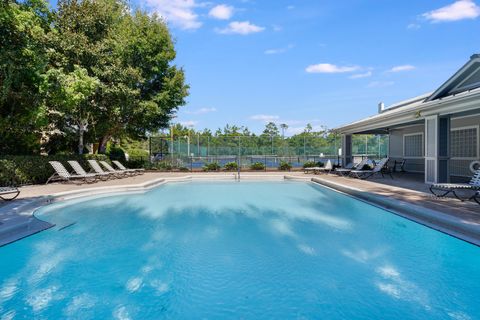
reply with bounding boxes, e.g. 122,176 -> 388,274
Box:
280,123 -> 288,138
262,122 -> 279,136
94,8 -> 189,153
41,65 -> 100,154
43,0 -> 189,154
0,0 -> 51,154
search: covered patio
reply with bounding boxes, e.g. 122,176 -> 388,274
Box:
336,54 -> 480,184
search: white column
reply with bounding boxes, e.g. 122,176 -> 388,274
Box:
425,115 -> 450,183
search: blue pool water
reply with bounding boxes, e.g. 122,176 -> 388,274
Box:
0,181 -> 479,319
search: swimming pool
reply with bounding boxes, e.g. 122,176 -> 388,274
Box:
0,181 -> 479,319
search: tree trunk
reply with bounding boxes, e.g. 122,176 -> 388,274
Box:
78,129 -> 84,155
78,121 -> 87,155
98,135 -> 110,154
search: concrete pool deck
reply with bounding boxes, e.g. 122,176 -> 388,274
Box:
0,171 -> 478,246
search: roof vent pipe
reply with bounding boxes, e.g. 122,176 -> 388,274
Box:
378,102 -> 385,113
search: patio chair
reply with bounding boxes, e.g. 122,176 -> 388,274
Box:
314,160 -> 333,174
87,160 -> 119,179
349,157 -> 391,179
99,161 -> 129,178
0,187 -> 20,201
112,160 -> 144,175
473,191 -> 480,205
47,161 -> 97,184
335,158 -> 369,176
68,160 -> 108,181
393,159 -> 406,173
304,166 -> 323,174
429,169 -> 480,201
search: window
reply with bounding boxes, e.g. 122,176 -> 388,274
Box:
403,133 -> 423,158
450,127 -> 478,158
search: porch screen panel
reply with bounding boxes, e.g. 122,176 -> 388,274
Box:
404,134 -> 423,158
450,127 -> 478,177
450,128 -> 477,158
426,118 -> 436,158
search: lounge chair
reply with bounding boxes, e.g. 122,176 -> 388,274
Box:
473,191 -> 480,205
349,158 -> 391,179
314,160 -> 333,174
429,169 -> 480,201
112,160 -> 144,175
87,160 -> 119,179
47,161 -> 97,184
0,187 -> 20,201
68,160 -> 108,181
304,166 -> 323,174
335,158 -> 369,176
99,161 -> 129,178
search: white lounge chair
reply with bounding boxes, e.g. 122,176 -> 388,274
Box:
430,169 -> 480,201
112,160 -> 144,175
304,166 -> 322,174
68,160 -> 107,181
99,161 -> 129,178
0,187 -> 20,201
314,160 -> 333,174
335,158 -> 369,176
349,158 -> 391,179
47,161 -> 96,184
87,160 -> 118,178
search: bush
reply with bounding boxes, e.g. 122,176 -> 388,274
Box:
178,166 -> 190,172
279,161 -> 292,171
203,162 -> 220,172
250,162 -> 265,170
106,145 -> 126,162
0,154 -> 109,186
224,161 -> 238,171
303,161 -> 323,168
145,161 -> 172,171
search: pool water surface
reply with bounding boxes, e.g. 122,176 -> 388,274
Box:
0,181 -> 479,319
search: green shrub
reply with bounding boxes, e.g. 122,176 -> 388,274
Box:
279,161 -> 292,171
250,162 -> 265,170
203,162 -> 220,172
224,162 -> 238,171
303,161 -> 323,168
107,145 -> 126,162
0,154 -> 109,186
178,166 -> 190,172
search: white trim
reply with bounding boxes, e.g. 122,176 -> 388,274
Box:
425,116 -> 438,184
451,66 -> 480,93
450,113 -> 480,121
403,132 -> 424,159
450,125 -> 479,159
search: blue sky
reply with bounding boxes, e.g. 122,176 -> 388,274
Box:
50,0 -> 480,135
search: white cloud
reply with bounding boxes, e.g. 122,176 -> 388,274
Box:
287,5 -> 295,10
184,107 -> 217,114
388,65 -> 415,72
209,4 -> 234,20
216,21 -> 265,35
180,120 -> 198,127
305,63 -> 359,74
264,44 -> 294,55
423,0 -> 480,22
250,114 -> 279,122
146,0 -> 202,30
367,81 -> 395,88
349,71 -> 372,79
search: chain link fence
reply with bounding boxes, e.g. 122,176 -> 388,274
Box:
143,134 -> 389,171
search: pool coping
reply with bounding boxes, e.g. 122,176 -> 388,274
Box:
1,174 -> 478,247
